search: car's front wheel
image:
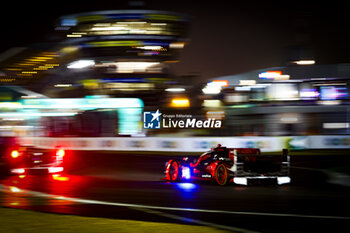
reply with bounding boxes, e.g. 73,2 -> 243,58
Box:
169,160 -> 181,182
215,163 -> 228,185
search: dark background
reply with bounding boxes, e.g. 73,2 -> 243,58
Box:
1,0 -> 349,80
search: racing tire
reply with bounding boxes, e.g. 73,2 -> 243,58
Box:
215,163 -> 228,185
168,160 -> 181,182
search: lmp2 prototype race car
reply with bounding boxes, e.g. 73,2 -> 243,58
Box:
5,146 -> 66,175
164,145 -> 291,185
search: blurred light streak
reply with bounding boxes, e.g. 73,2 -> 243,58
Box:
10,168 -> 25,174
165,88 -> 185,92
202,80 -> 228,94
10,186 -> 21,193
323,123 -> 350,129
52,174 -> 70,181
202,100 -> 222,108
202,86 -> 221,94
21,97 -> 143,109
21,96 -> 38,99
293,60 -> 315,65
234,86 -> 251,91
169,42 -> 185,48
67,60 -> 95,69
135,46 -> 164,50
170,98 -> 190,107
318,100 -> 341,105
48,167 -> 64,173
0,102 -> 22,109
320,86 -> 348,100
210,80 -> 228,87
259,71 -> 290,80
239,80 -> 256,85
280,117 -> 298,123
300,88 -> 319,99
54,84 -> 72,87
0,112 -> 77,117
115,62 -> 160,73
267,84 -> 299,100
206,111 -> 225,120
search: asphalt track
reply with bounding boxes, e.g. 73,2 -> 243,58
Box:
1,151 -> 350,233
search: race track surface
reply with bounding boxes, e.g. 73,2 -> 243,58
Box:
1,152 -> 349,233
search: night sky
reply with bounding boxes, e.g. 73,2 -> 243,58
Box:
1,0 -> 350,81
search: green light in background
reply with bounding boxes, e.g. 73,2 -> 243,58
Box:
118,108 -> 142,135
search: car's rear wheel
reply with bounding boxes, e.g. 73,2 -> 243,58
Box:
215,163 -> 228,185
169,160 -> 181,181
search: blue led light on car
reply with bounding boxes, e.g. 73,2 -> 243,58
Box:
182,167 -> 191,179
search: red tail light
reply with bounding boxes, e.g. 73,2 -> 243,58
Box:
56,149 -> 65,157
11,150 -> 20,158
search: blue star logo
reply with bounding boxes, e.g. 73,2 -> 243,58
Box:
143,109 -> 161,129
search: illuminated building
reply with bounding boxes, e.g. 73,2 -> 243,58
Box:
207,64 -> 350,136
0,9 -> 191,137
53,10 -> 190,104
0,10 -> 190,106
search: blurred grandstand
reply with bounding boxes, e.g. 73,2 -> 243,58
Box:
0,7 -> 350,139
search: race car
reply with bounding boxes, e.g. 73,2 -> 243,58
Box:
164,145 -> 291,185
5,146 -> 66,175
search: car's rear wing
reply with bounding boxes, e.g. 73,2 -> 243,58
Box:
230,148 -> 290,178
229,148 -> 261,157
